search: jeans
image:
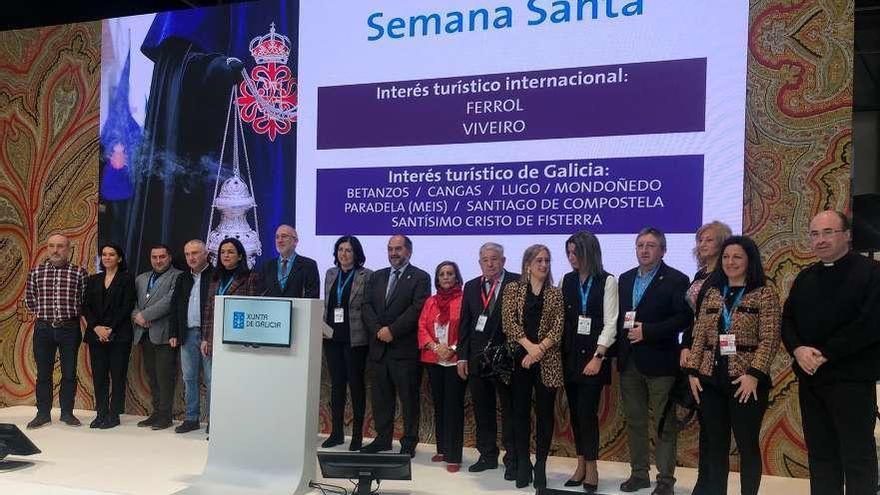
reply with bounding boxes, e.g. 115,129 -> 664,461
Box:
33,323 -> 81,416
180,328 -> 212,421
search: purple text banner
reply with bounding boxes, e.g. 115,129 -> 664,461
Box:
317,58 -> 706,149
316,155 -> 703,235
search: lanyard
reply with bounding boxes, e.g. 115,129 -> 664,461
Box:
632,266 -> 658,308
720,285 -> 745,332
278,255 -> 296,289
217,276 -> 235,296
336,269 -> 356,306
480,278 -> 499,311
578,276 -> 594,315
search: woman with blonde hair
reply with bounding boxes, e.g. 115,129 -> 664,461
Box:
501,244 -> 564,489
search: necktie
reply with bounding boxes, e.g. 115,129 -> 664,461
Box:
386,269 -> 400,303
484,279 -> 492,297
281,258 -> 288,276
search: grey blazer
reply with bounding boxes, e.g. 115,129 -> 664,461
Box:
132,267 -> 182,345
322,266 -> 372,347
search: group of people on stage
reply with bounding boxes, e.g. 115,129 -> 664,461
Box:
24,210 -> 880,495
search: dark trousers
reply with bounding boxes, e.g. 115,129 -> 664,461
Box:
426,364 -> 466,463
369,354 -> 421,449
692,407 -> 711,492
566,381 -> 603,460
33,323 -> 81,416
697,377 -> 768,495
324,341 -> 368,438
88,341 -> 132,417
511,364 -> 557,465
141,339 -> 178,419
469,372 -> 516,465
799,380 -> 878,495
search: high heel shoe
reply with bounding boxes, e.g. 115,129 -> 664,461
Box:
565,474 -> 586,487
533,459 -> 547,489
582,482 -> 598,494
515,462 -> 533,489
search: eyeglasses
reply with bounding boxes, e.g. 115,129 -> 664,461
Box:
808,229 -> 845,240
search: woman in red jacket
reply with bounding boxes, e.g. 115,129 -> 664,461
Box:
418,261 -> 465,473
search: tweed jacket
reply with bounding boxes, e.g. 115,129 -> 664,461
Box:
685,285 -> 781,381
501,280 -> 564,388
321,266 -> 372,347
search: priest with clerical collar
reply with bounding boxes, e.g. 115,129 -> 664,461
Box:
782,210 -> 880,495
258,224 -> 319,299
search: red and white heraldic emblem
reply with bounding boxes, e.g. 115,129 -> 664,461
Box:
237,22 -> 297,142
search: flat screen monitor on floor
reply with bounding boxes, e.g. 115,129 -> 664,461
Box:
0,423 -> 40,471
317,452 -> 411,495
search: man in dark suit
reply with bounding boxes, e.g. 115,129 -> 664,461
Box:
132,244 -> 182,431
169,239 -> 214,434
616,227 -> 691,495
456,242 -> 520,478
259,224 -> 319,298
361,234 -> 430,457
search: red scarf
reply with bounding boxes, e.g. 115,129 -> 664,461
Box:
435,284 -> 462,325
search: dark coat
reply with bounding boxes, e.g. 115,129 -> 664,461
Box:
362,264 -> 431,362
83,271 -> 137,344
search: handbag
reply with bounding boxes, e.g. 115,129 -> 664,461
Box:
474,341 -> 514,382
657,371 -> 700,440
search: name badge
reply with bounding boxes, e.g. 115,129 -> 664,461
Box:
719,334 -> 736,355
475,314 -> 488,332
623,311 -> 637,329
577,316 -> 592,336
333,307 -> 345,324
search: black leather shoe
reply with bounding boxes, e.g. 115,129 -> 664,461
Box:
514,462 -> 533,489
360,440 -> 392,453
503,461 -> 517,481
348,436 -> 363,451
137,415 -> 158,427
27,415 -> 51,429
151,416 -> 173,430
651,481 -> 674,495
468,456 -> 499,472
533,459 -> 547,489
100,415 -> 120,429
399,445 -> 416,458
620,476 -> 651,492
175,420 -> 200,434
90,415 -> 106,429
60,413 -> 81,427
321,435 -> 344,448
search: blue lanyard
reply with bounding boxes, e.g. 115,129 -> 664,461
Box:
278,255 -> 296,289
336,269 -> 356,306
578,275 -> 593,315
632,266 -> 658,308
720,285 -> 745,332
217,276 -> 235,295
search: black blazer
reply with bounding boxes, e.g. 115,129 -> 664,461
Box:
362,264 -> 431,361
457,270 -> 520,363
169,265 -> 214,340
259,254 -> 320,298
82,271 -> 137,344
616,261 -> 691,376
562,270 -> 612,385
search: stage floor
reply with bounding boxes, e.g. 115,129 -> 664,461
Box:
0,405 -> 810,494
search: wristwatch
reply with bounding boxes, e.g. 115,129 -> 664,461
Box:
593,351 -> 605,360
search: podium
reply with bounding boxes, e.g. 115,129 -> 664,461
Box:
177,297 -> 323,495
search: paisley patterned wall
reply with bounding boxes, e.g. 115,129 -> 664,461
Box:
0,0 -> 853,478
